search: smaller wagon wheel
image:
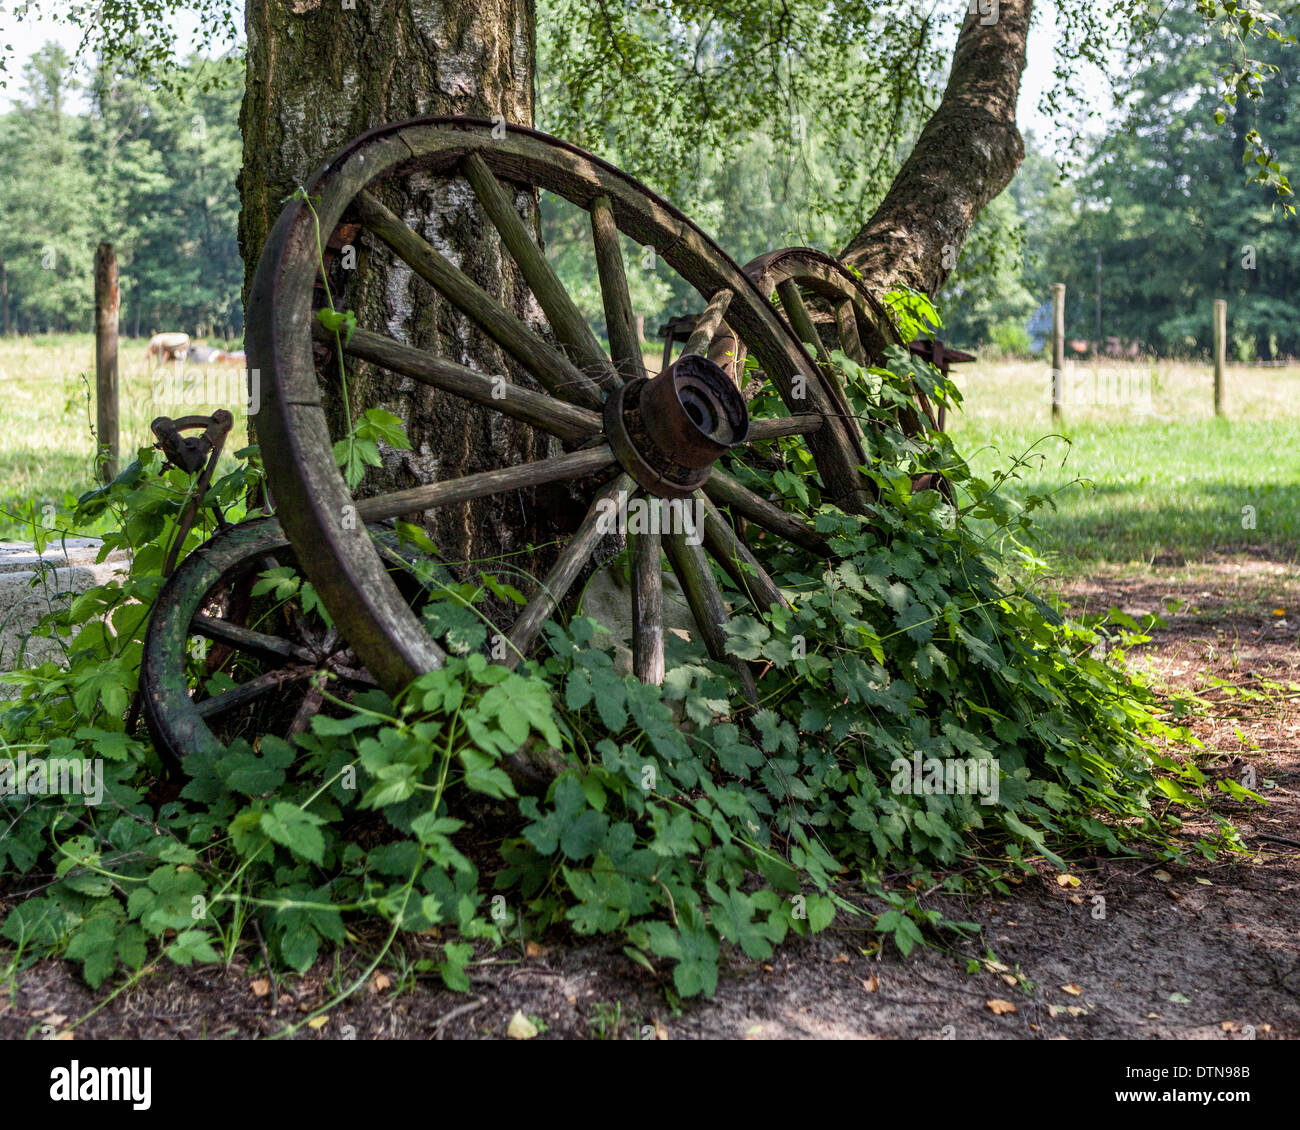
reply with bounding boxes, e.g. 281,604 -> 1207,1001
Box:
725,247 -> 944,441
249,118 -> 875,702
140,516 -> 428,769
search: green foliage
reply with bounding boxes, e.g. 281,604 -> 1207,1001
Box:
0,47 -> 243,335
1002,2 -> 1300,357
0,335 -> 1246,1007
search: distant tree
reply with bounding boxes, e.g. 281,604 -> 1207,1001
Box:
1038,1 -> 1299,357
0,45 -> 98,332
0,46 -> 243,337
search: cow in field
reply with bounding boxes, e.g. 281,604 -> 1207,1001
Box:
146,332 -> 190,365
185,344 -> 223,365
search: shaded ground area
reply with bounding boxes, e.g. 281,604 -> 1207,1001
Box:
3,557 -> 1297,1040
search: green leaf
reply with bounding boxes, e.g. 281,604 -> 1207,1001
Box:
260,802 -> 327,865
645,912 -> 719,998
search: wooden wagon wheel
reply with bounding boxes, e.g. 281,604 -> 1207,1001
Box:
725,247 -> 944,440
248,117 -> 871,702
140,516 -> 427,769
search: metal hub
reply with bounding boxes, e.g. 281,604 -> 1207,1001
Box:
603,354 -> 749,499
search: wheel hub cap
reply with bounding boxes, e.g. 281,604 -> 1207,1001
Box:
603,355 -> 749,499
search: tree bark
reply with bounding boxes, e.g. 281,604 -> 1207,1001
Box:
239,0 -> 551,568
839,0 -> 1033,297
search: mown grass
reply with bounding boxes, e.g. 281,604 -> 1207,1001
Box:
0,333 -> 247,541
2,336 -> 1298,567
945,357 -> 1300,567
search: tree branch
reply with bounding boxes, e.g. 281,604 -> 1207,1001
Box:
839,0 -> 1033,297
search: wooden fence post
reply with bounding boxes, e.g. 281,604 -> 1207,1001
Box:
1051,283 -> 1065,419
1213,299 -> 1227,417
94,242 -> 120,482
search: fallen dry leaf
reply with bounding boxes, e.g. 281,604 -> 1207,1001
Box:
370,972 -> 391,994
745,1024 -> 764,1039
983,959 -> 1010,973
1065,1006 -> 1087,1018
861,975 -> 879,993
524,940 -> 544,958
250,978 -> 270,998
1152,869 -> 1172,882
1061,984 -> 1083,996
1056,873 -> 1082,888
307,1015 -> 329,1030
831,953 -> 850,964
1221,1020 -> 1239,1032
1000,973 -> 1018,987
507,1010 -> 539,1040
987,999 -> 1017,1015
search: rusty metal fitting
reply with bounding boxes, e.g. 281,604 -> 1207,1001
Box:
604,354 -> 749,499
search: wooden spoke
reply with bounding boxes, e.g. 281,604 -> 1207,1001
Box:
697,494 -> 789,614
590,195 -> 646,382
630,520 -> 665,685
911,383 -> 941,432
835,299 -> 869,367
462,153 -> 620,391
681,288 -> 733,359
746,414 -> 825,442
659,333 -> 674,375
663,531 -> 759,705
711,336 -> 747,387
776,279 -> 831,363
504,475 -> 632,667
325,323 -> 602,446
192,613 -> 316,666
354,189 -> 605,411
704,468 -> 829,555
288,672 -> 328,736
196,666 -> 317,719
354,445 -> 616,525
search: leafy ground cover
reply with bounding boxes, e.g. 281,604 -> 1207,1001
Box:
0,336 -> 1294,1038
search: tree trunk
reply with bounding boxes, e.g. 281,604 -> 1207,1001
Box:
239,0 -> 549,568
840,0 -> 1032,298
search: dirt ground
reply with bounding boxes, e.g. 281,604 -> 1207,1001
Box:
2,555 -> 1297,1040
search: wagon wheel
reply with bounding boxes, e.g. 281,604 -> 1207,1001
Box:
248,117 -> 871,702
727,247 -> 943,440
140,516 -> 429,769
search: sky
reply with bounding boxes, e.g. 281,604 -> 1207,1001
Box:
0,0 -> 1115,149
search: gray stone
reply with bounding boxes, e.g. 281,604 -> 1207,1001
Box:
0,539 -> 131,679
578,560 -> 701,675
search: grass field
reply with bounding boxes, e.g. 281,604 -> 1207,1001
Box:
946,358 -> 1300,565
2,335 -> 1298,567
0,334 -> 248,541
